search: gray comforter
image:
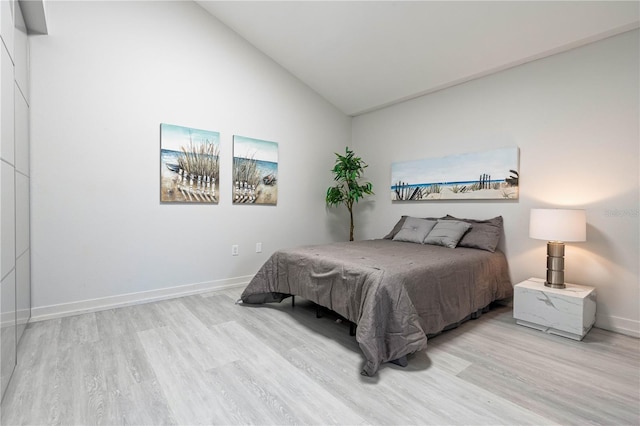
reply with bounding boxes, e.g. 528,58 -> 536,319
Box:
240,239 -> 513,376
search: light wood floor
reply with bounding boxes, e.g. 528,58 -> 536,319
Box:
1,286 -> 638,425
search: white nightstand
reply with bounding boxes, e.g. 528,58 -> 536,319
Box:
513,278 -> 596,341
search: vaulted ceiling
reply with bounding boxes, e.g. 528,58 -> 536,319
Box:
197,1 -> 639,116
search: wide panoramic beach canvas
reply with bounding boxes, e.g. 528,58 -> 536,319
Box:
160,123 -> 220,204
232,135 -> 278,205
391,147 -> 519,201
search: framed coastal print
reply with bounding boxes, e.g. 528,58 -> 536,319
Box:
232,135 -> 278,205
160,123 -> 220,203
391,147 -> 519,201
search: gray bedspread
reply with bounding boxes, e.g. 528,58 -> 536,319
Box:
240,239 -> 513,376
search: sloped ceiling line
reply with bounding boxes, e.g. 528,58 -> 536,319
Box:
197,1 -> 640,116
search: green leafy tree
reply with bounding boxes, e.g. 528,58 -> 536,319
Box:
326,147 -> 374,241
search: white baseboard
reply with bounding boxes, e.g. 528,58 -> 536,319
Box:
1,308 -> 31,327
30,275 -> 253,323
27,278 -> 640,340
595,314 -> 640,338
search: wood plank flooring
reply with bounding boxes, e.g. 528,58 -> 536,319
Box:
1,286 -> 638,425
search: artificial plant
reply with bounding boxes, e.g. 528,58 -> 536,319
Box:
326,147 -> 374,241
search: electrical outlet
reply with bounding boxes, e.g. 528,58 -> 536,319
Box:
256,242 -> 262,253
232,245 -> 239,256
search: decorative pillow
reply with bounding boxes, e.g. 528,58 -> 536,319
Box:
423,220 -> 472,248
383,215 -> 408,239
392,217 -> 437,244
384,215 -> 443,239
443,215 -> 503,252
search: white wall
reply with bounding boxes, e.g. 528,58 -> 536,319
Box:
29,1 -> 351,316
28,2 -> 640,337
352,30 -> 639,337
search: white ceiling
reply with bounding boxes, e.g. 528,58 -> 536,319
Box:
197,1 -> 639,116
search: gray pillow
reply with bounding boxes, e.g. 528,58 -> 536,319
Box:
383,215 -> 442,239
383,215 -> 408,239
443,215 -> 503,252
424,220 -> 472,248
393,217 -> 437,244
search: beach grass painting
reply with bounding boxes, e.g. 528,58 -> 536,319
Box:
233,135 -> 278,205
160,123 -> 220,204
391,147 -> 519,201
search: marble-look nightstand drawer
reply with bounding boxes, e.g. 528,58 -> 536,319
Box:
513,278 -> 596,341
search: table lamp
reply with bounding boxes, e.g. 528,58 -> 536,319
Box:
529,208 -> 586,289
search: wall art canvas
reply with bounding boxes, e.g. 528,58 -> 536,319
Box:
160,123 -> 220,204
232,135 -> 278,205
391,147 -> 519,201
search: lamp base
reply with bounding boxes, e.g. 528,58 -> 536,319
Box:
545,242 -> 566,289
544,281 -> 566,289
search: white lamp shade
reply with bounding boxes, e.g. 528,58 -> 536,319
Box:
529,208 -> 586,242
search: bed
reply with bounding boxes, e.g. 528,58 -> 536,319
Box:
239,215 -> 513,376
